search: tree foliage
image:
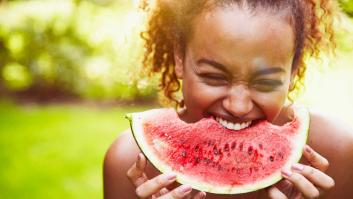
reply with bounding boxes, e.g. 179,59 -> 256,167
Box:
340,0 -> 353,17
0,0 -> 157,102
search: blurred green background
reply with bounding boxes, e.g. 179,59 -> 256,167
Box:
0,0 -> 352,198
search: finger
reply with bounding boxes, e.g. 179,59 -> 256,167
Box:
293,192 -> 304,199
291,163 -> 335,190
267,186 -> 288,199
282,169 -> 320,199
159,188 -> 170,196
152,188 -> 170,198
275,179 -> 295,194
136,173 -> 177,198
193,191 -> 206,199
127,153 -> 148,186
303,145 -> 329,172
159,185 -> 193,199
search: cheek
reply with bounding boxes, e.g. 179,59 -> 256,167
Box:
255,90 -> 288,122
182,80 -> 226,111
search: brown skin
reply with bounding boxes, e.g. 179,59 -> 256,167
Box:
103,5 -> 353,199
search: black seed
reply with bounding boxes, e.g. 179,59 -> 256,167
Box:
207,140 -> 212,147
248,146 -> 253,155
231,141 -> 236,150
259,143 -> 263,149
269,156 -> 274,162
213,147 -> 219,155
224,143 -> 229,151
194,145 -> 199,152
181,151 -> 187,158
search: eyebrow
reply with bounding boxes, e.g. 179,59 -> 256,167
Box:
197,58 -> 286,76
196,59 -> 229,73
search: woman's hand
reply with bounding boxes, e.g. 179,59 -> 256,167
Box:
127,153 -> 207,199
267,145 -> 335,199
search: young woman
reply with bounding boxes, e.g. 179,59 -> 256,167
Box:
104,0 -> 353,198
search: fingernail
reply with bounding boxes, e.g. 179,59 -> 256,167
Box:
179,185 -> 192,194
198,191 -> 206,198
304,145 -> 312,153
165,173 -> 177,181
137,153 -> 141,161
292,163 -> 304,171
281,169 -> 292,178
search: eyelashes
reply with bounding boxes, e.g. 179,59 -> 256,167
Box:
198,73 -> 283,91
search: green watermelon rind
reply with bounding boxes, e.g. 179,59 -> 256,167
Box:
127,104 -> 310,194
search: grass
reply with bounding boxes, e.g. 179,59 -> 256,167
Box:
0,101 -> 152,199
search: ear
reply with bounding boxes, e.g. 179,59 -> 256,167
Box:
174,44 -> 184,79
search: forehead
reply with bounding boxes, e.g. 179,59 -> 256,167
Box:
187,5 -> 295,69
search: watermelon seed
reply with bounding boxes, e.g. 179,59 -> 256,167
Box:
259,143 -> 263,149
231,141 -> 236,150
224,143 -> 229,151
194,145 -> 199,152
269,156 -> 274,162
213,147 -> 219,155
248,146 -> 253,155
181,150 -> 187,158
195,157 -> 201,163
207,140 -> 212,147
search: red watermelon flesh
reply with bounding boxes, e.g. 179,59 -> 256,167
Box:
128,105 -> 309,194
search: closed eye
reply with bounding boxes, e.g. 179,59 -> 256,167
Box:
251,79 -> 283,92
199,74 -> 229,85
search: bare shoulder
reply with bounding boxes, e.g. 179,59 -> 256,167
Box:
308,109 -> 353,154
308,109 -> 353,198
103,129 -> 140,199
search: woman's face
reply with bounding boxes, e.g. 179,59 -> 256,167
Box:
175,5 -> 295,129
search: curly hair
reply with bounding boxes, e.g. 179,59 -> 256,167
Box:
140,0 -> 336,107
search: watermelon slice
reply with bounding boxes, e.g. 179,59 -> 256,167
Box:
126,104 -> 309,194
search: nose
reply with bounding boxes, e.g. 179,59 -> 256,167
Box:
222,84 -> 253,118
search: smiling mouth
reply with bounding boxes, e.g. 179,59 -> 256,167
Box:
215,117 -> 252,130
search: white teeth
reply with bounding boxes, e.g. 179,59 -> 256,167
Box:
216,117 -> 252,130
